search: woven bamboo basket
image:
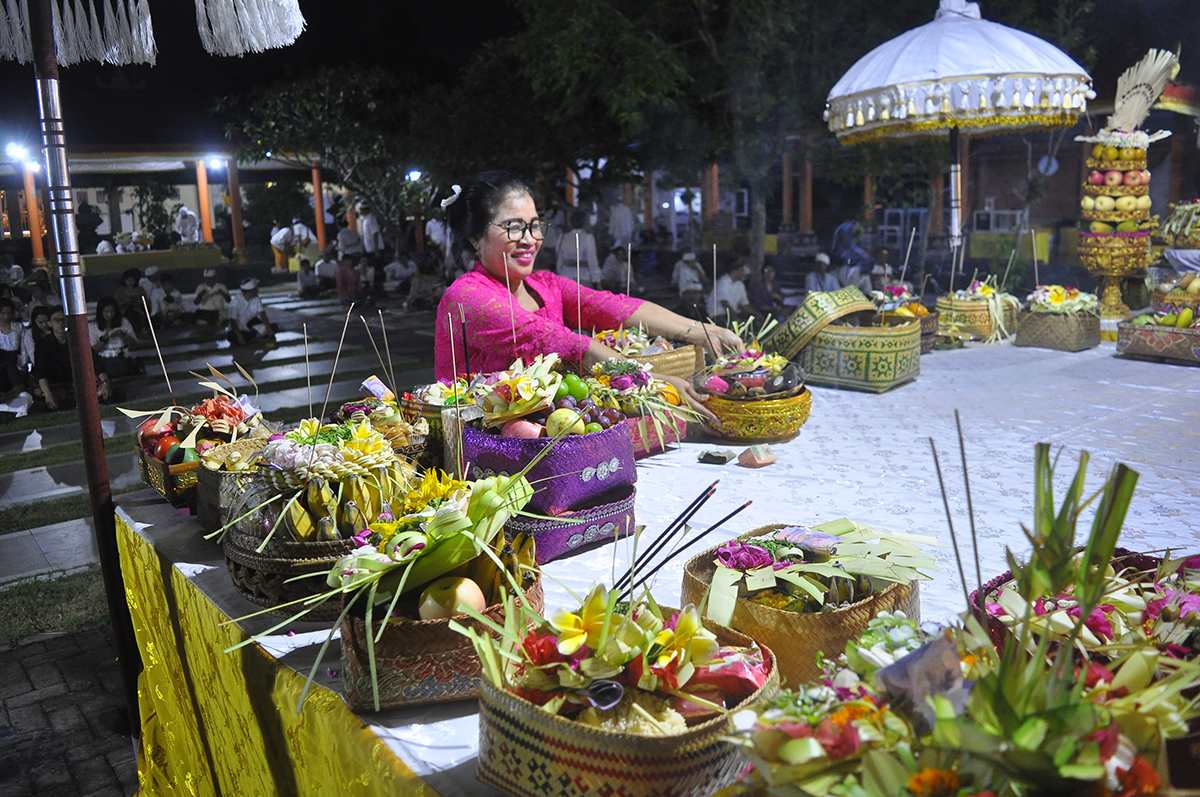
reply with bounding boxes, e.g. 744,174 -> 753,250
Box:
1082,183 -> 1149,198
1014,312 -> 1101,352
935,296 -> 1019,341
920,332 -> 937,355
627,414 -> 689,457
630,344 -> 704,378
1078,231 -> 1151,275
1081,207 -> 1150,223
760,286 -> 876,360
398,393 -> 446,471
221,483 -> 355,621
702,388 -> 812,442
197,438 -> 265,533
505,485 -> 636,564
1085,157 -> 1146,171
1116,321 -> 1200,365
681,524 -> 920,687
339,577 -> 545,710
798,316 -> 922,393
476,614 -> 779,797
1152,290 -> 1200,314
135,446 -> 200,508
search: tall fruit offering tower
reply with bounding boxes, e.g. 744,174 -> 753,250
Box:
1076,49 -> 1178,317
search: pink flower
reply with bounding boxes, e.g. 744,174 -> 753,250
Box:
814,717 -> 861,760
760,720 -> 812,739
610,374 -> 635,391
1146,589 -> 1200,623
985,603 -> 1004,617
1182,556 -> 1200,572
1067,604 -> 1115,642
716,542 -> 776,572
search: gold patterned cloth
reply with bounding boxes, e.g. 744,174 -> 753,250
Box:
115,502 -> 436,796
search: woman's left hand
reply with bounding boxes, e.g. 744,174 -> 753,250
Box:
694,324 -> 745,359
660,374 -> 718,425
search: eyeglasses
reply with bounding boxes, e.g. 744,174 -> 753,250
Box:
491,219 -> 549,241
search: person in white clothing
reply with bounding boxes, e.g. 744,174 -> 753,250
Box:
149,273 -> 184,325
175,206 -> 200,243
357,204 -> 386,294
193,268 -> 230,325
228,279 -> 275,345
708,262 -> 752,320
424,217 -> 448,258
291,217 -> 315,248
675,251 -> 707,317
95,239 -> 115,254
599,244 -> 638,294
835,261 -> 871,294
805,253 -> 841,293
335,219 -> 362,261
607,197 -> 635,250
270,224 -> 294,273
555,211 -> 599,285
139,266 -> 160,296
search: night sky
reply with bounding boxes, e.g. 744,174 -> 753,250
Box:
0,0 -> 517,149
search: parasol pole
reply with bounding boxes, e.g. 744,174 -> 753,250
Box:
948,126 -> 963,267
28,0 -> 141,734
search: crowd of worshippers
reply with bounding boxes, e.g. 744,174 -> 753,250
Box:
0,264 -> 278,417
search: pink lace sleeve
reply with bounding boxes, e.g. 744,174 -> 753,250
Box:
548,273 -> 644,333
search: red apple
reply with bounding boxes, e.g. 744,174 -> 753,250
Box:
1104,171 -> 1124,187
1141,170 -> 1151,184
502,419 -> 545,438
418,577 -> 487,620
1123,171 -> 1142,186
1088,171 -> 1106,186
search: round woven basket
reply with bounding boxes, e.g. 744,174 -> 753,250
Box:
197,438 -> 265,534
1078,232 -> 1151,275
340,577 -> 545,710
398,394 -> 446,471
630,344 -> 704,378
681,524 -> 921,687
935,296 -> 1019,340
701,388 -> 812,443
1082,183 -> 1149,198
1085,157 -> 1146,171
476,613 -> 779,797
1081,207 -> 1150,223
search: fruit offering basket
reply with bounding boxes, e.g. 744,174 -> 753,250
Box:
197,434 -> 270,533
332,394 -> 429,456
585,359 -> 696,457
935,277 -> 1020,342
135,446 -> 201,508
594,328 -> 704,378
872,287 -> 939,354
1151,272 -> 1200,314
697,347 -> 811,441
1014,285 -> 1101,352
461,585 -> 779,797
1117,316 -> 1200,365
680,520 -> 930,686
1161,199 -> 1200,250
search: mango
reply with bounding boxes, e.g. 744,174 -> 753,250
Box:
1178,308 -> 1194,328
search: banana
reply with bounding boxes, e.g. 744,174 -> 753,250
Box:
305,477 -> 336,523
316,516 -> 339,541
510,531 -> 539,590
342,476 -> 375,523
339,500 -> 370,538
282,493 -> 317,541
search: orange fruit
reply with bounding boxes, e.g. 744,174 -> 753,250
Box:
913,304 -> 929,316
657,383 -> 682,406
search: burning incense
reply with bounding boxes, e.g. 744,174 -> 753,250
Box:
141,296 -> 174,405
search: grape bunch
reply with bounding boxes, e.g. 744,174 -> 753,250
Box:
523,372 -> 627,434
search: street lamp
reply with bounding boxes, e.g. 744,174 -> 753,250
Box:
407,169 -> 422,182
208,157 -> 223,170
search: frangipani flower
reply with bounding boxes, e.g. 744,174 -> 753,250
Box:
651,605 -> 720,670
550,585 -> 610,656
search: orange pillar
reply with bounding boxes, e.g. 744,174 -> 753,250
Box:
799,152 -> 813,233
781,152 -> 793,229
195,161 -> 213,243
930,173 -> 945,235
701,163 -> 719,221
227,160 -> 246,262
621,181 -> 634,209
312,167 -> 326,250
415,217 -> 425,254
863,173 -> 875,222
22,166 -> 45,265
345,189 -> 357,231
565,168 -> 577,207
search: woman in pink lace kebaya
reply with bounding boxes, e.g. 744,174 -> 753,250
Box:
434,172 -> 743,418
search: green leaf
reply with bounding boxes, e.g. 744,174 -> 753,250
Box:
1012,716 -> 1048,750
705,565 -> 742,626
861,748 -> 911,797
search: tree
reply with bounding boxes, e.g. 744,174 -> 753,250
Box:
129,176 -> 176,236
240,177 -> 311,229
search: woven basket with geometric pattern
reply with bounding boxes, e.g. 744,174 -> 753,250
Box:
1014,312 -> 1101,352
476,613 -> 779,797
681,524 -> 921,687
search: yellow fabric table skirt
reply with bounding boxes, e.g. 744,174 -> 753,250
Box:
115,494 -> 438,797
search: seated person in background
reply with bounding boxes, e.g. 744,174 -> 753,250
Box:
33,308 -> 113,411
193,268 -> 230,326
805,253 -> 841,293
336,219 -> 363,262
227,279 -> 276,346
113,268 -> 148,329
28,306 -> 53,344
405,256 -> 446,311
95,239 -> 115,254
836,259 -> 872,294
314,251 -> 340,288
676,252 -> 707,317
336,258 -> 369,306
0,298 -> 34,399
749,264 -> 787,316
384,257 -> 416,291
870,247 -> 894,291
150,273 -> 185,326
296,259 -> 321,298
25,272 -> 62,317
89,297 -> 143,378
138,266 -> 159,296
708,260 -> 753,321
599,244 -> 638,294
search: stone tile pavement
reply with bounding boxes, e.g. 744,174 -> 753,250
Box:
0,628 -> 137,797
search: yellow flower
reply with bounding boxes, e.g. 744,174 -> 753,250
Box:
907,768 -> 959,797
296,417 -> 321,439
1048,286 -> 1066,305
403,469 -> 465,515
549,584 -> 610,656
651,605 -> 719,669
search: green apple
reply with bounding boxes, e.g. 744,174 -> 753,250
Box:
1080,196 -> 1096,211
1089,222 -> 1114,233
418,577 -> 487,620
546,407 -> 586,437
1094,195 -> 1117,212
1116,221 -> 1139,233
1136,195 -> 1152,210
1115,196 -> 1138,212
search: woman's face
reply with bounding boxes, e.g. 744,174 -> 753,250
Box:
51,312 -> 66,335
473,192 -> 541,286
124,275 -> 136,287
102,304 -> 117,322
0,306 -> 11,323
34,313 -> 51,333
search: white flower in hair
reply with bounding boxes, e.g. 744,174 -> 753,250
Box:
440,185 -> 462,209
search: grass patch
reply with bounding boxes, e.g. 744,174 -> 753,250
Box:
0,567 -> 110,644
0,434 -> 137,475
0,484 -> 143,537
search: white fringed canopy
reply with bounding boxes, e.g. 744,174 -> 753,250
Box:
0,0 -> 304,66
824,0 -> 1094,144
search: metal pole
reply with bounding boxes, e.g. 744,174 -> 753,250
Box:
28,0 -> 141,737
948,126 -> 962,272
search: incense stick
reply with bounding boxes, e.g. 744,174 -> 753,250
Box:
898,226 -> 916,286
502,253 -> 518,362
929,437 -> 972,608
919,274 -> 931,305
631,486 -> 718,587
378,309 -> 396,394
955,411 -> 982,596
712,244 -> 717,316
359,316 -> 390,391
1029,228 -> 1039,287
320,304 -> 353,423
692,304 -> 721,360
626,243 -> 632,296
303,322 -> 312,419
620,500 -> 752,600
999,245 -> 1017,293
614,482 -> 717,591
141,296 -> 174,405
575,232 -> 583,375
458,303 -> 470,378
448,312 -> 463,474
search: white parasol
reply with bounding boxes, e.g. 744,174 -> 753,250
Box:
824,0 -> 1094,250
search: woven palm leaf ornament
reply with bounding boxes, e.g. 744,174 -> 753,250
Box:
0,0 -> 304,66
1076,48 -> 1179,151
